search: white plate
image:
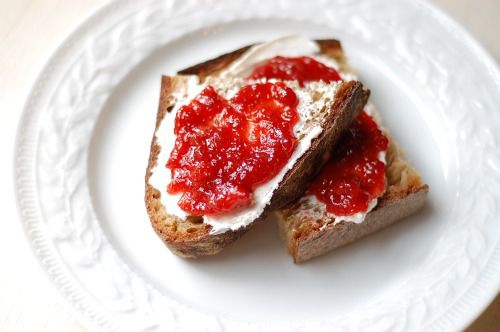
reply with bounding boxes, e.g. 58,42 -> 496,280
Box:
15,0 -> 500,331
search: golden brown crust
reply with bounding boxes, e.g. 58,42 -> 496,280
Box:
145,40 -> 368,258
178,45 -> 251,80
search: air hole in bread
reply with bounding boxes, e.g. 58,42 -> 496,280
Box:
186,216 -> 203,224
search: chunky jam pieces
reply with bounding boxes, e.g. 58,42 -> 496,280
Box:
248,56 -> 342,87
309,112 -> 388,216
167,83 -> 299,215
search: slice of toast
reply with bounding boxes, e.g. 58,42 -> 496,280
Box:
270,40 -> 429,263
145,74 -> 368,258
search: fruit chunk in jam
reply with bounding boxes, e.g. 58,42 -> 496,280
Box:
308,112 -> 389,216
248,56 -> 342,87
167,82 -> 299,215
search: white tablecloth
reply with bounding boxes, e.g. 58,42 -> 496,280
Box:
1,0 -> 498,331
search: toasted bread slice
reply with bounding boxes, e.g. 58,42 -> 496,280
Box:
145,74 -> 368,258
271,40 -> 429,263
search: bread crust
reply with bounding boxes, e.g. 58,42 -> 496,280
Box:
178,40 -> 349,79
145,41 -> 368,257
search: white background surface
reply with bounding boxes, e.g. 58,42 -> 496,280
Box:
1,0 -> 499,331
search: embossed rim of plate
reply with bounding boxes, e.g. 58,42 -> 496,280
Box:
14,0 -> 500,331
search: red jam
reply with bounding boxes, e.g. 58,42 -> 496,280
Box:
167,82 -> 299,215
248,56 -> 342,87
308,112 -> 389,216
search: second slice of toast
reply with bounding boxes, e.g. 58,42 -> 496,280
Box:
265,38 -> 430,262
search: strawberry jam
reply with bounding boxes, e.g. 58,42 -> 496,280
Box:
167,82 -> 299,215
308,112 -> 389,216
248,56 -> 342,87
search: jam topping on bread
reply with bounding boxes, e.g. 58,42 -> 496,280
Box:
248,56 -> 342,87
308,111 -> 388,216
167,82 -> 299,215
